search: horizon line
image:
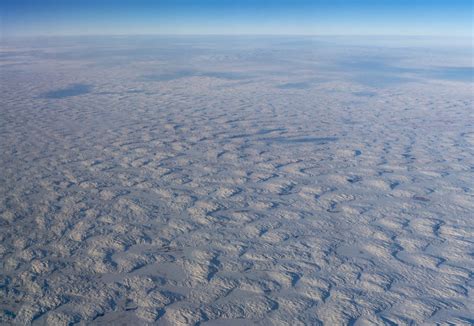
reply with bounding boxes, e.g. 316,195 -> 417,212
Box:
4,33 -> 473,39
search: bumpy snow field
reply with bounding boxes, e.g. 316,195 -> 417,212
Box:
1,36 -> 473,325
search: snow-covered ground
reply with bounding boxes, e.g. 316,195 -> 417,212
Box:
1,36 -> 473,325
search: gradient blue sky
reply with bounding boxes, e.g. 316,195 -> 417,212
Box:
2,0 -> 473,37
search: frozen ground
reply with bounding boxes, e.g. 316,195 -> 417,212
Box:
0,36 -> 473,325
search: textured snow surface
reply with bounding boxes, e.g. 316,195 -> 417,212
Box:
1,36 -> 473,325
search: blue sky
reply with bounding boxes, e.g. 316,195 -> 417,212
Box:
2,0 -> 473,37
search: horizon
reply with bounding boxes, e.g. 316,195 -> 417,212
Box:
4,33 -> 472,50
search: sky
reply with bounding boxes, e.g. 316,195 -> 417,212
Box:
1,0 -> 473,37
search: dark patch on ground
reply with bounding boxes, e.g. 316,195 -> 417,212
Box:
277,82 -> 311,89
425,66 -> 473,82
353,91 -> 377,97
42,84 -> 92,99
263,137 -> 338,144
